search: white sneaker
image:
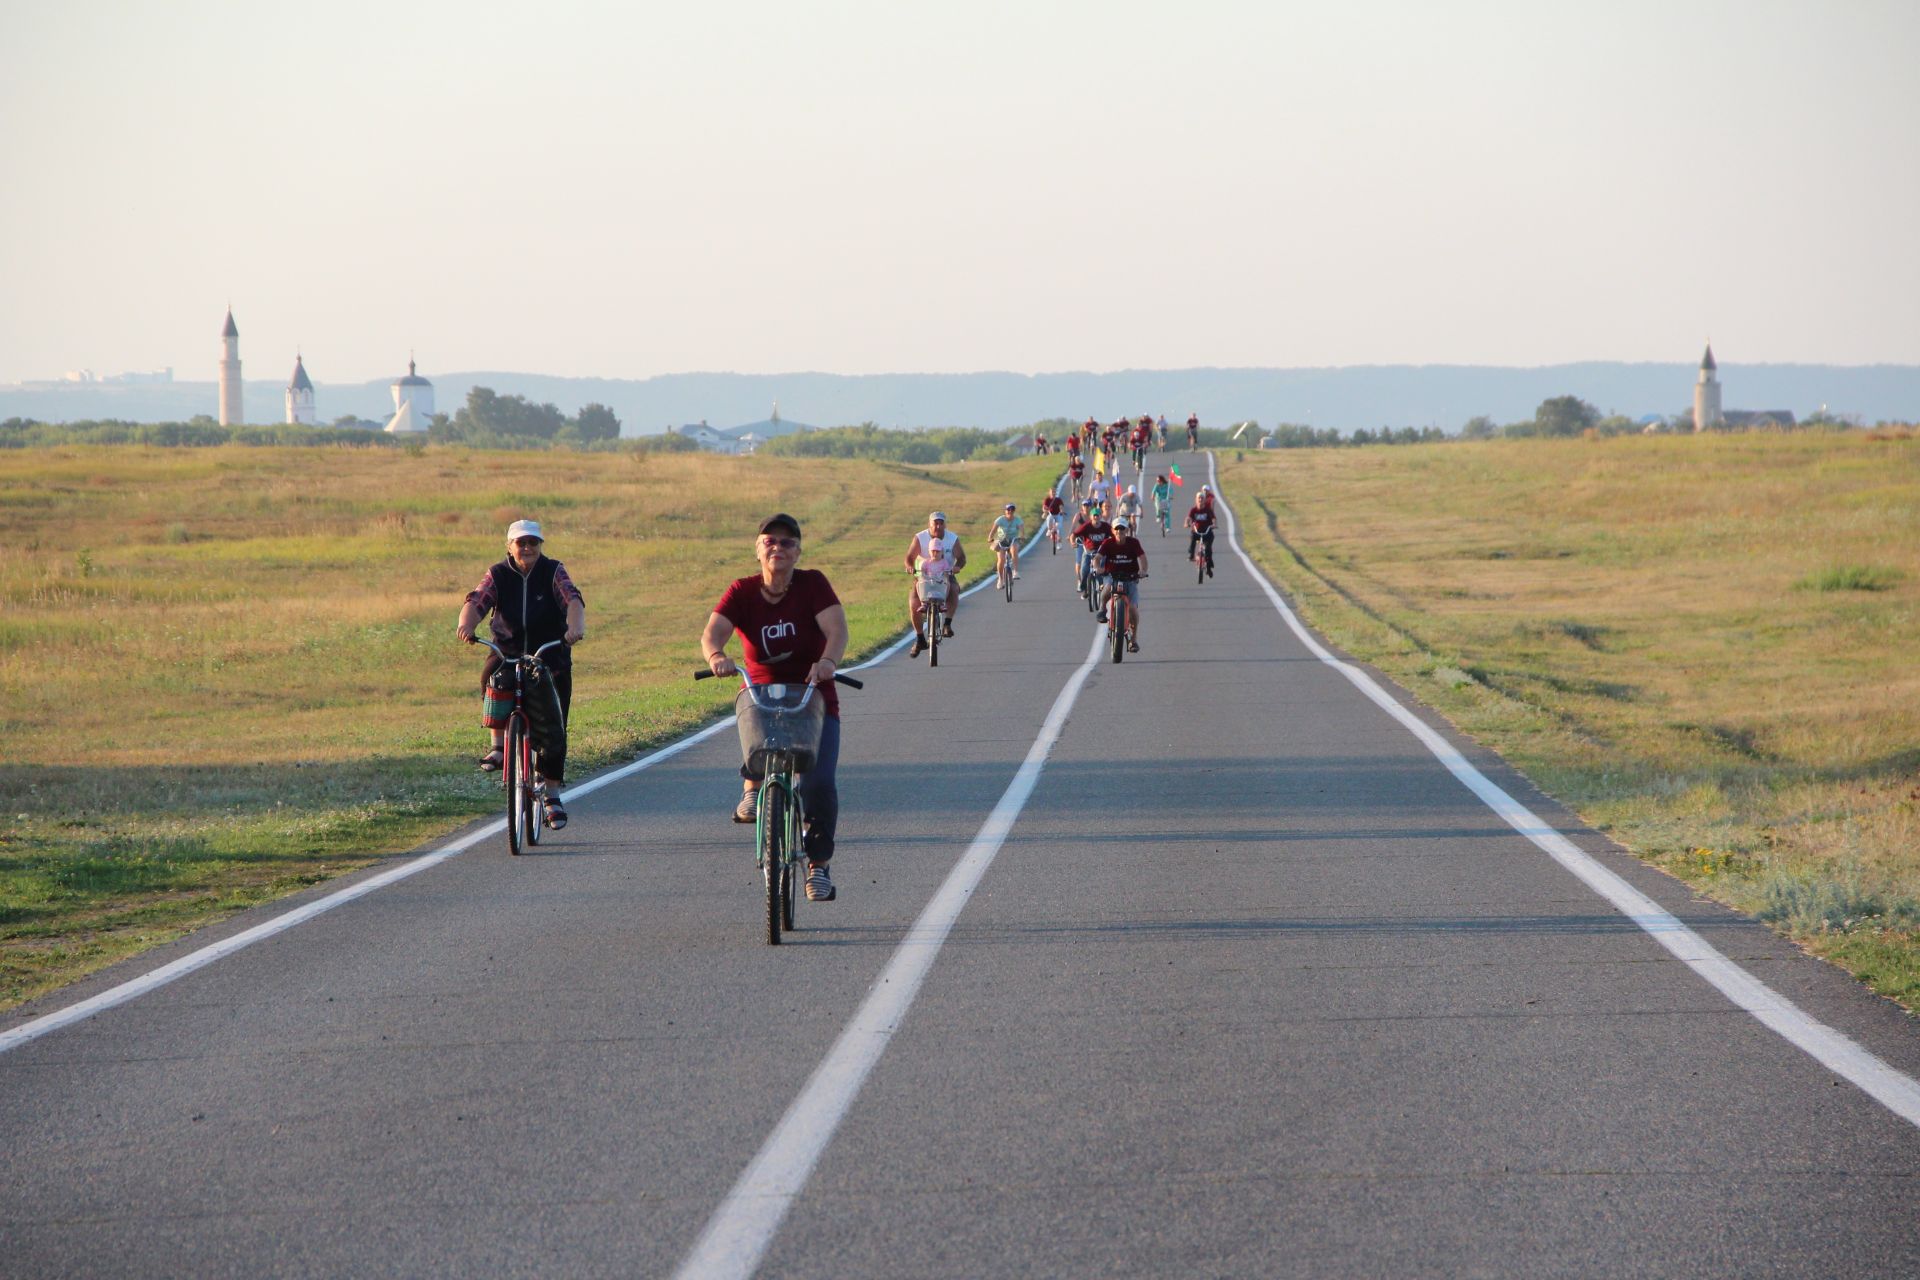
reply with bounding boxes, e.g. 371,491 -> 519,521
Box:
1011,570 -> 1021,579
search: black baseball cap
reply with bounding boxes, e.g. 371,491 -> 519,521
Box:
758,513 -> 802,538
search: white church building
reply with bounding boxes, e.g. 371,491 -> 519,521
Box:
285,355 -> 315,425
385,358 -> 434,434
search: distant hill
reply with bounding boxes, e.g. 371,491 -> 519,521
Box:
5,364 -> 1916,433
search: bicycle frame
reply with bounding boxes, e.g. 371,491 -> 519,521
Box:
695,667 -> 861,943
474,637 -> 568,853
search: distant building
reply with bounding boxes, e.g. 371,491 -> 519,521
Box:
675,420 -> 739,452
1693,344 -> 1796,432
218,308 -> 243,425
285,355 -> 315,425
1693,344 -> 1722,432
384,357 -> 433,434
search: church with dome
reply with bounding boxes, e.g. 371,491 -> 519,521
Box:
385,358 -> 434,434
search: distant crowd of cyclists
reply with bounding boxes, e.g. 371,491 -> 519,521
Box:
456,413 -> 1219,905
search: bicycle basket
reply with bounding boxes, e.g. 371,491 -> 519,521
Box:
734,685 -> 826,780
916,568 -> 950,602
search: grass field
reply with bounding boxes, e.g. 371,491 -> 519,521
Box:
1221,431 -> 1920,1010
0,445 -> 1061,1009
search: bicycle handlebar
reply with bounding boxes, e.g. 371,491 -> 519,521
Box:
693,668 -> 863,690
472,637 -> 569,662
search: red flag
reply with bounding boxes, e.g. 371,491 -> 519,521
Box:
1169,464 -> 1184,487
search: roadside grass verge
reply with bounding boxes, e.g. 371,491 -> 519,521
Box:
1220,432 -> 1920,1010
0,444 -> 1060,1009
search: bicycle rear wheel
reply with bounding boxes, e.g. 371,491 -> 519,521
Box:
505,717 -> 528,856
1003,559 -> 1014,602
760,782 -> 786,945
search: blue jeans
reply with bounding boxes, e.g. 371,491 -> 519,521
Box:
797,714 -> 841,864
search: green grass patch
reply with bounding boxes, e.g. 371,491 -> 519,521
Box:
1795,564 -> 1904,592
0,443 -> 1063,1009
1223,432 -> 1920,1013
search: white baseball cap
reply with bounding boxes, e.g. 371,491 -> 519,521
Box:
929,511 -> 947,523
506,519 -> 544,542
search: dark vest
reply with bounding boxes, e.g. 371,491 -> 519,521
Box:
488,556 -> 569,660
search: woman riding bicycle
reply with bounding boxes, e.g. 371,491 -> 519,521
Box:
701,513 -> 849,903
1040,490 -> 1066,549
456,519 -> 585,828
989,502 -> 1024,583
1151,474 -> 1172,531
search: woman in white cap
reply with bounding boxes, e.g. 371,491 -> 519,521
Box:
456,519 -> 586,826
902,511 -> 966,658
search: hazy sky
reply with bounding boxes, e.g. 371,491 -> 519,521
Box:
2,0 -> 1915,384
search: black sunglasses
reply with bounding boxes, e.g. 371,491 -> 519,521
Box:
759,536 -> 800,550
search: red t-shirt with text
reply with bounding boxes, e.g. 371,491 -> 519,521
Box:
1095,534 -> 1146,579
716,569 -> 842,717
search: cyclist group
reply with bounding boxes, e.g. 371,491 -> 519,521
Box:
455,416 -> 1221,906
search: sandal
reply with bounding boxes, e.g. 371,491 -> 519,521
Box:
543,794 -> 568,829
478,747 -> 504,772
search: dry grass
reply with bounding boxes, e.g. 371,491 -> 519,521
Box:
1222,432 -> 1920,1009
0,444 -> 1061,1008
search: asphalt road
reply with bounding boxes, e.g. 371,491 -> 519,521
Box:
5,451 -> 1919,1278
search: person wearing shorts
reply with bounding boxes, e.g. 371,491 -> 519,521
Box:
904,511 -> 966,655
1094,516 -> 1148,652
989,502 -> 1025,581
1186,488 -> 1217,576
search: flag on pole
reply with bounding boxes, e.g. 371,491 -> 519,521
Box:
1169,463 -> 1184,487
1094,447 -> 1108,477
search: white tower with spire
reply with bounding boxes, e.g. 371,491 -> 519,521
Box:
218,308 -> 243,425
285,354 -> 315,425
1692,343 -> 1722,432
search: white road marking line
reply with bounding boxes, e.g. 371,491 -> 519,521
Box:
0,719 -> 736,1056
1205,451 -> 1920,1131
672,625 -> 1108,1280
0,478 -> 1070,1055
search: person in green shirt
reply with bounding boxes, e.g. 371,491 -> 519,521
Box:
989,502 -> 1025,585
1151,474 -> 1173,535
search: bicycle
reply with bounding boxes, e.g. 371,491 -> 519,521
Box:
1189,530 -> 1215,583
694,669 -> 862,944
474,637 -> 568,856
1100,574 -> 1144,663
994,542 -> 1015,602
913,566 -> 952,666
1043,512 -> 1061,555
1155,498 -> 1171,538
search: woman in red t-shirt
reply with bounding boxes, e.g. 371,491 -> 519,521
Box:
700,513 -> 850,902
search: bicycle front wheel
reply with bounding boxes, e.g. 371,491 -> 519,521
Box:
760,782 -> 786,945
505,717 -> 528,856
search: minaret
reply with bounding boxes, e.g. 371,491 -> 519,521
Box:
285,353 -> 315,425
1692,342 -> 1722,433
218,307 -> 243,426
